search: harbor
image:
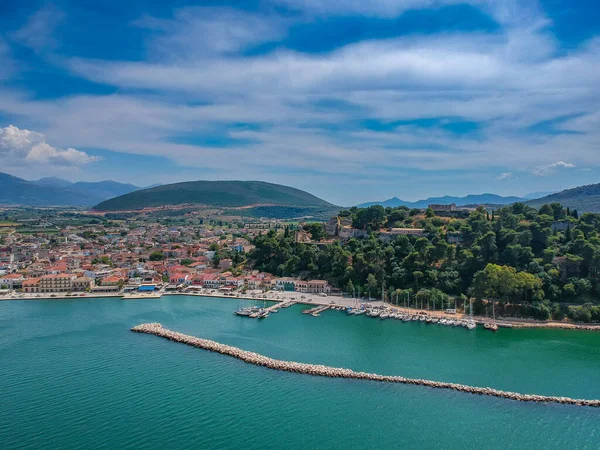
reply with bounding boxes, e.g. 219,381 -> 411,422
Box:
3,294 -> 600,449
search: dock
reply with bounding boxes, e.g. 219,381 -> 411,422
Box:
302,305 -> 331,317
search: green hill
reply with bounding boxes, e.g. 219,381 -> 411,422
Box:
526,183 -> 600,212
91,180 -> 337,218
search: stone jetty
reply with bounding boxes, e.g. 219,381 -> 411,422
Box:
132,323 -> 600,408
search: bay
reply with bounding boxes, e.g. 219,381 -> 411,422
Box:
1,295 -> 599,449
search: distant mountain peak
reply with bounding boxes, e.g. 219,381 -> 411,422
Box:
357,193 -> 526,209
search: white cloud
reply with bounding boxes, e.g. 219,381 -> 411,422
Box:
496,172 -> 513,180
135,7 -> 286,58
532,161 -> 575,177
0,125 -> 99,167
11,4 -> 66,52
0,2 -> 598,200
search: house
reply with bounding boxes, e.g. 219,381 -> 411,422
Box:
307,280 -> 330,294
389,228 -> 425,236
275,277 -> 296,292
72,276 -> 94,291
294,280 -> 308,292
38,274 -> 75,292
170,273 -> 190,285
0,273 -> 25,289
429,203 -> 457,212
447,232 -> 463,244
219,259 -> 232,270
203,273 -> 222,289
23,278 -> 41,293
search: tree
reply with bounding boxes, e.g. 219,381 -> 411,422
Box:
345,279 -> 355,297
149,251 -> 165,261
306,223 -> 326,241
366,274 -> 378,298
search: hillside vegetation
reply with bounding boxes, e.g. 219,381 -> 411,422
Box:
250,202 -> 600,322
92,180 -> 337,217
526,183 -> 600,212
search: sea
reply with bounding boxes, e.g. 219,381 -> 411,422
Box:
1,295 -> 600,449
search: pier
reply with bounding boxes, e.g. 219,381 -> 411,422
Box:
132,323 -> 600,408
302,305 -> 331,317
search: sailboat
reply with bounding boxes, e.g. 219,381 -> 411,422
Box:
484,300 -> 498,331
467,299 -> 476,330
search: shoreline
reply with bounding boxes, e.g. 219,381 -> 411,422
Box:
3,290 -> 600,332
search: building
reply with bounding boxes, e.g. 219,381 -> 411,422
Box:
0,273 -> 25,289
447,232 -> 463,244
275,277 -> 296,292
23,278 -> 41,293
294,280 -> 308,292
72,277 -> 94,291
306,280 -> 330,294
428,203 -> 457,212
38,274 -> 75,292
325,217 -> 339,236
389,228 -> 425,236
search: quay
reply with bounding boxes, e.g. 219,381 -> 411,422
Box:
132,323 -> 600,407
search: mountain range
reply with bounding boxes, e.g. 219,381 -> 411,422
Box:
357,193 -> 527,209
0,172 -> 144,206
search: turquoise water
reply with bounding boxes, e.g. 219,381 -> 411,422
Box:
1,295 -> 600,449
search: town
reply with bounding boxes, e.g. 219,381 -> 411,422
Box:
0,209 -> 343,299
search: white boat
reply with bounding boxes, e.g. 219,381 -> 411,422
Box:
419,315 -> 426,322
122,292 -> 162,299
380,312 -> 389,319
431,317 -> 439,324
354,309 -> 366,315
467,320 -> 476,330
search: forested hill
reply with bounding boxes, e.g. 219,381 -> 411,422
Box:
92,180 -> 337,214
249,202 -> 600,322
526,183 -> 600,212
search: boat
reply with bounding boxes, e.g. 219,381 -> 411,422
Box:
467,320 -> 476,330
487,300 -> 499,332
369,310 -> 381,318
234,307 -> 252,316
431,317 -> 439,324
380,312 -> 389,319
122,292 -> 162,299
411,315 -> 419,321
354,309 -> 366,316
419,315 -> 426,322
426,316 -> 432,324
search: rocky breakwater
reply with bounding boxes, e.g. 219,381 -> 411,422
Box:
132,323 -> 600,408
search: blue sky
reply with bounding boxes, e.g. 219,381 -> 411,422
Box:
0,0 -> 598,205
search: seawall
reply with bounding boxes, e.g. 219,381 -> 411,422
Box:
132,323 -> 600,407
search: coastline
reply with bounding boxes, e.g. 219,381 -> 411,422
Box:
2,290 -> 600,332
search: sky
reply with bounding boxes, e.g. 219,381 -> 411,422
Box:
0,0 -> 598,205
